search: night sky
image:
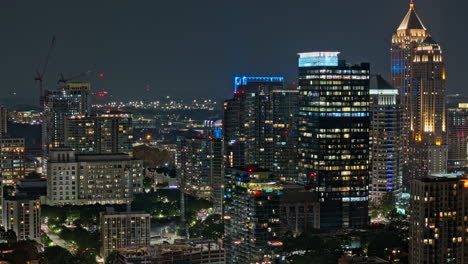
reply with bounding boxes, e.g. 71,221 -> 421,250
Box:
1,0 -> 465,103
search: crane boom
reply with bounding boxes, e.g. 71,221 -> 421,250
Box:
35,35 -> 56,101
58,69 -> 95,85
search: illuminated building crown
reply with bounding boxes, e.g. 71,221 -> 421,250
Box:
397,1 -> 426,31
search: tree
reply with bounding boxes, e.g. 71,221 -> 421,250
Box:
70,252 -> 97,264
189,214 -> 224,240
105,251 -> 119,264
143,176 -> 153,190
380,192 -> 396,217
3,229 -> 17,243
44,246 -> 98,264
133,145 -> 173,168
280,231 -> 342,264
44,246 -> 73,264
11,247 -> 34,264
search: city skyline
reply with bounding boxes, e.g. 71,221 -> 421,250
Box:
1,0 -> 464,103
1,1 -> 467,263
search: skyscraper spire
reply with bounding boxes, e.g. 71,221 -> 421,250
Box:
397,0 -> 426,31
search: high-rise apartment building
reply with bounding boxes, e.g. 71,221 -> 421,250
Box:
224,77 -> 283,169
43,83 -> 90,150
223,97 -> 244,168
297,52 -> 370,230
409,175 -> 468,263
447,103 -> 468,174
369,75 -> 403,201
0,105 -> 7,136
177,135 -> 224,211
224,167 -> 283,264
391,3 -> 447,184
100,208 -> 151,259
65,111 -> 133,154
2,192 -> 41,243
271,88 -> 299,181
223,77 -> 298,180
46,148 -> 144,205
0,138 -> 26,185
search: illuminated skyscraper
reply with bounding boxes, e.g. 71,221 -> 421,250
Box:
43,83 -> 90,150
447,103 -> 468,174
391,2 -> 447,183
369,75 -> 402,202
410,36 -> 447,177
409,175 -> 468,263
391,2 -> 427,97
223,77 -> 282,169
176,135 -> 224,211
223,77 -> 298,181
297,52 -> 370,229
271,88 -> 298,180
223,98 -> 244,168
224,167 -> 283,264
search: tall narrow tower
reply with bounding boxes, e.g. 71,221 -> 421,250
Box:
297,52 -> 370,230
391,2 -> 447,186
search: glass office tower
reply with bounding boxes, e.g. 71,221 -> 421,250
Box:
297,52 -> 370,229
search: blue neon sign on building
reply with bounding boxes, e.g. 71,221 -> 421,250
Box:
234,76 -> 284,92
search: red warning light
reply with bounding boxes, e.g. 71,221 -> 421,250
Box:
309,173 -> 316,177
98,92 -> 105,97
99,73 -> 105,78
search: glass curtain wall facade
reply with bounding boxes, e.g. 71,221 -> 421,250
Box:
297,52 -> 370,230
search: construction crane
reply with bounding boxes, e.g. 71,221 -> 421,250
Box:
34,36 -> 56,102
57,69 -> 95,85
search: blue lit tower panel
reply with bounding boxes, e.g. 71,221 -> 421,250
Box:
369,75 -> 403,202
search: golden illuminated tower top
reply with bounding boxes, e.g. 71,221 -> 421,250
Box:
392,1 -> 427,47
398,1 -> 426,31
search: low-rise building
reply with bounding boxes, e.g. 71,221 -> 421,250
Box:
47,148 -> 144,205
279,184 -> 319,235
113,239 -> 224,264
100,208 -> 151,259
0,138 -> 26,185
